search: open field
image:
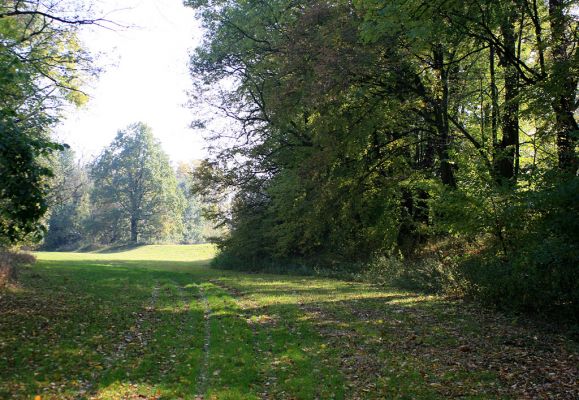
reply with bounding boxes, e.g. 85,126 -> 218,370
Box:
1,245 -> 577,399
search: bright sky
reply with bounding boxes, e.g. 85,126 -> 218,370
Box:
54,0 -> 206,164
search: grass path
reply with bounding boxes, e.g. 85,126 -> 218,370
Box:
0,245 -> 577,399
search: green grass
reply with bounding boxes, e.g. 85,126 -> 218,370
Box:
0,245 -> 577,399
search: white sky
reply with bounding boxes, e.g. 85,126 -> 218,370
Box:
54,0 -> 206,164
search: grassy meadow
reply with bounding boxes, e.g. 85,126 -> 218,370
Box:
0,245 -> 577,399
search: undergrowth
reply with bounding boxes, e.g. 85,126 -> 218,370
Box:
213,231 -> 578,328
0,250 -> 36,286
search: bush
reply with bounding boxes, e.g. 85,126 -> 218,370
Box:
425,173 -> 579,322
461,236 -> 578,322
212,251 -> 321,276
0,251 -> 36,286
360,238 -> 470,295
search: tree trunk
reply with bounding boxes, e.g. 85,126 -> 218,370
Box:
433,45 -> 457,188
130,217 -> 138,243
489,44 -> 500,180
549,0 -> 578,173
495,11 -> 520,185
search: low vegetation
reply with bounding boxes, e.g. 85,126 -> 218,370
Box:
1,245 -> 577,399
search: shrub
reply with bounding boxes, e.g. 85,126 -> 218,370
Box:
360,238 -> 470,295
0,251 -> 36,286
461,236 -> 578,322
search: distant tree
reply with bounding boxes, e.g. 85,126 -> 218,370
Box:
43,149 -> 90,249
90,123 -> 185,244
175,162 -> 205,244
85,202 -> 128,245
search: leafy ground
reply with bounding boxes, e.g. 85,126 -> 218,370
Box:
0,245 -> 577,399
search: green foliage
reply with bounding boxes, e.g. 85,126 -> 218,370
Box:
0,39 -> 61,245
378,173 -> 579,319
459,175 -> 579,319
176,162 -> 207,244
90,123 -> 185,244
362,255 -> 459,295
0,125 -> 63,246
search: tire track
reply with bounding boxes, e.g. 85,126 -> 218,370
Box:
209,280 -> 279,399
195,284 -> 212,399
80,281 -> 160,398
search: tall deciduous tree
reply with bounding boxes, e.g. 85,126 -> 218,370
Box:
91,123 -> 184,244
548,0 -> 578,172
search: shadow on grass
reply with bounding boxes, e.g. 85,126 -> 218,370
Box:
1,262 -> 349,398
1,262 -> 208,399
92,243 -> 148,254
37,258 -> 214,272
3,258 -> 577,399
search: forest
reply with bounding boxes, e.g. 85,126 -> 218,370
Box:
187,0 -> 578,320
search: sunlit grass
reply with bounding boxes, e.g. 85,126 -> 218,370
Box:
34,244 -> 216,264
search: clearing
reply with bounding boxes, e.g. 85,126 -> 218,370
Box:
0,245 -> 577,399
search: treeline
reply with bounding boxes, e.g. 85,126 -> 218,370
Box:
187,0 -> 578,319
43,122 -> 212,250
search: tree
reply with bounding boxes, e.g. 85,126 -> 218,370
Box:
0,0 -> 103,246
90,123 -> 185,244
42,149 -> 90,249
548,0 -> 578,172
176,161 -> 205,244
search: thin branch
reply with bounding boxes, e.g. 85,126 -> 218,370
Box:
0,7 -> 127,30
